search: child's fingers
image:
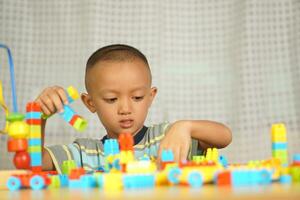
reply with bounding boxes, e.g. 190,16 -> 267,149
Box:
179,143 -> 189,162
51,92 -> 64,113
35,99 -> 52,115
40,95 -> 56,114
172,147 -> 180,163
56,87 -> 69,105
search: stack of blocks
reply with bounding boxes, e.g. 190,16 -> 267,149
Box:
26,102 -> 42,172
58,86 -> 87,132
271,123 -> 288,166
103,139 -> 120,171
6,113 -> 30,169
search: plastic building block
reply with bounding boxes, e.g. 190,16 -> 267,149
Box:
123,174 -> 155,189
219,155 -> 228,168
7,118 -> 29,139
68,179 -> 81,188
168,167 -> 182,184
161,149 -> 174,162
216,171 -> 231,186
62,160 -> 77,175
66,86 -> 79,103
126,160 -> 157,173
192,155 -> 205,164
26,102 -> 41,112
7,176 -> 22,191
49,175 -> 61,189
69,168 -> 85,179
30,175 -> 45,190
30,152 -> 42,166
13,151 -> 30,169
289,166 -> 300,182
293,154 -> 300,165
280,175 -> 292,184
187,171 -> 203,188
25,112 -> 42,120
80,175 -> 97,188
60,105 -> 74,122
7,138 -> 28,152
103,173 -> 123,191
104,139 -> 120,156
118,133 -> 134,151
59,174 -> 69,187
206,148 -> 219,163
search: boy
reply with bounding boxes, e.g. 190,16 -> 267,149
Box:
36,44 -> 232,173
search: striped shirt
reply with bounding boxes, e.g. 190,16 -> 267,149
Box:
45,122 -> 201,174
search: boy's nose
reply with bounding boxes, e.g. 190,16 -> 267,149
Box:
118,99 -> 132,115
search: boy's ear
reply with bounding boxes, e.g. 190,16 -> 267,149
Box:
81,93 -> 97,113
149,87 -> 158,104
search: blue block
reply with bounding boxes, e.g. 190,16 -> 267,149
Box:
59,105 -> 75,122
96,174 -> 104,188
280,175 -> 292,184
28,139 -> 42,146
219,155 -> 228,168
67,94 -> 74,104
80,175 -> 96,188
59,175 -> 69,187
187,171 -> 203,188
123,174 -> 155,189
104,139 -> 120,156
69,179 -> 81,188
30,152 -> 42,166
26,112 -> 41,120
161,149 -> 174,162
272,142 -> 287,150
293,154 -> 300,162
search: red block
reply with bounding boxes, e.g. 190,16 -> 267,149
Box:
7,138 -> 28,152
69,168 -> 85,180
69,115 -> 80,126
13,151 -> 31,169
26,102 -> 41,112
217,171 -> 231,186
31,166 -> 42,172
26,119 -> 41,125
118,132 -> 134,151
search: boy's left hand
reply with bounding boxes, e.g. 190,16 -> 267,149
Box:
158,121 -> 192,163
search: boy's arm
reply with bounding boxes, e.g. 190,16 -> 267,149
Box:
188,120 -> 232,149
158,120 -> 232,162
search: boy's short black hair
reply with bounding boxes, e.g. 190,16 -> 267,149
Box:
86,44 -> 149,71
85,44 -> 151,91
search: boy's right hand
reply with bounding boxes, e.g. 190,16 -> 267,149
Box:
35,86 -> 69,116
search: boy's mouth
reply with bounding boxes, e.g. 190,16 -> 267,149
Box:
119,119 -> 134,129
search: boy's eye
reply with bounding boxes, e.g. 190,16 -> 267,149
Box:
104,98 -> 117,103
133,96 -> 144,101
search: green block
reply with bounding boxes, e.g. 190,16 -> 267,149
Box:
62,160 -> 76,175
290,166 -> 300,182
49,175 -> 61,188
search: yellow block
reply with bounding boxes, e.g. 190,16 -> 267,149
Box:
29,131 -> 41,139
119,151 -> 134,164
67,86 -> 79,100
271,123 -> 287,142
29,125 -> 41,138
126,160 -> 157,173
103,173 -> 123,191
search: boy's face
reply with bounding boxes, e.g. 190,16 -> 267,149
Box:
82,59 -> 157,138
